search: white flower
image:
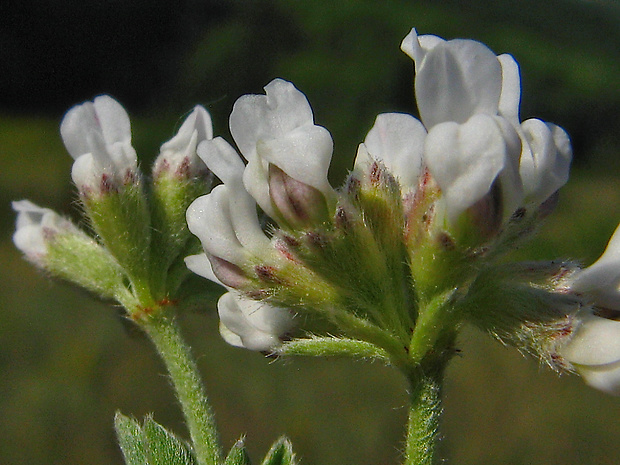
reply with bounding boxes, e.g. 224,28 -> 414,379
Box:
12,200 -> 80,266
229,78 -> 335,220
399,29 -> 524,224
399,28 -> 571,224
187,138 -> 270,271
185,250 -> 294,352
60,95 -> 138,194
217,292 -> 294,352
560,224 -> 620,394
154,105 -> 213,179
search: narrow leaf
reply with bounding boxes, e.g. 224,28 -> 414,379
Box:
261,437 -> 297,465
142,415 -> 196,465
114,412 -> 148,465
224,438 -> 252,465
276,336 -> 390,362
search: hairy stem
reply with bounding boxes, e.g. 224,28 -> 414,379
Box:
142,311 -> 223,465
403,366 -> 445,465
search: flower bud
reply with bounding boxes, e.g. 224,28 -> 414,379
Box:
12,200 -> 129,301
149,106 -> 215,291
60,95 -> 139,197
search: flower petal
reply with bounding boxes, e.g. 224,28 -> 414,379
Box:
424,115 -> 510,223
561,312 -> 620,366
519,119 -> 572,205
497,54 -> 522,120
415,38 -> 502,128
197,137 -> 246,184
358,113 -> 426,189
186,186 -> 245,264
230,79 -> 315,163
571,223 -> 620,309
574,360 -> 620,395
217,292 -> 293,351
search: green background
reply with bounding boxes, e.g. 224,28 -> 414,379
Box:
2,1 -> 620,464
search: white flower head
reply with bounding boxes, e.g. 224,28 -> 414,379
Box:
60,95 -> 138,194
12,200 -> 80,266
229,78 -> 334,219
154,105 -> 213,179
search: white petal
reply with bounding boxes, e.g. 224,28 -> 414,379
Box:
160,105 -> 213,155
359,113 -> 426,188
186,187 -> 245,264
156,106 -> 212,176
256,124 -> 333,194
415,38 -> 502,128
574,360 -> 620,395
12,200 -> 77,262
197,137 -> 245,184
217,292 -> 293,351
561,313 -> 620,366
424,115 -> 508,223
571,223 -> 620,309
400,28 -> 445,72
497,54 -> 522,121
519,119 -> 572,205
60,95 -> 131,160
230,79 -> 314,163
184,253 -> 220,284
243,157 -> 276,219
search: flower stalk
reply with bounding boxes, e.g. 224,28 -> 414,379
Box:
141,309 -> 223,465
403,365 -> 445,465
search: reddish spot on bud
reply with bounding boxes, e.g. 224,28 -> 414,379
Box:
100,173 -> 115,193
369,161 -> 381,185
274,239 -> 299,263
346,175 -> 361,199
306,231 -> 327,249
437,232 -> 455,251
42,226 -> 56,241
255,265 -> 283,284
335,205 -> 351,231
175,156 -> 191,179
208,255 -> 249,289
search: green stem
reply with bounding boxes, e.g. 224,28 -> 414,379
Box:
142,311 -> 223,465
403,366 -> 445,465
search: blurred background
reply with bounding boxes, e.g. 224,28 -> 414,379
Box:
2,0 -> 620,464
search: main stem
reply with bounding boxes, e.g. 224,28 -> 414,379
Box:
403,365 -> 445,465
142,311 -> 223,465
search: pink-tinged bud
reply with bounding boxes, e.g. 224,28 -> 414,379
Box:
153,105 -> 213,181
12,200 -> 80,267
268,164 -> 329,227
208,254 -> 251,290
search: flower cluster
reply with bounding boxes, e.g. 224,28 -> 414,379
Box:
181,29 -> 620,395
13,96 -> 215,318
13,28 -> 620,397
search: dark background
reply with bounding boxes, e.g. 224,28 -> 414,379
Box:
1,1 -> 620,464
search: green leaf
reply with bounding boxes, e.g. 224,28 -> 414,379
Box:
142,415 -> 197,465
224,438 -> 252,465
261,437 -> 297,465
114,412 -> 148,465
277,336 -> 390,362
